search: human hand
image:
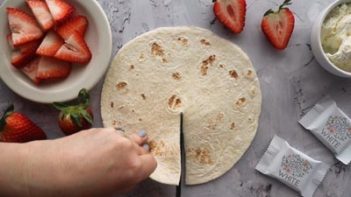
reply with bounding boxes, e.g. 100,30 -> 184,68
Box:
17,128 -> 156,197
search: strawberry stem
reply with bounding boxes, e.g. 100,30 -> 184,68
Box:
0,105 -> 14,131
279,0 -> 292,10
264,0 -> 292,16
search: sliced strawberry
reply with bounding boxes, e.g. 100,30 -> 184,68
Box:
21,57 -> 41,84
36,31 -> 64,57
36,57 -> 72,80
7,7 -> 43,46
26,0 -> 55,31
261,0 -> 295,50
55,31 -> 92,64
7,34 -> 15,50
11,41 -> 40,68
45,0 -> 74,23
213,0 -> 246,34
7,34 -> 40,69
57,15 -> 88,40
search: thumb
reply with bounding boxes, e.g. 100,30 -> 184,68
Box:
137,154 -> 157,181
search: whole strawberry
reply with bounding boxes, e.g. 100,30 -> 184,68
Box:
0,105 -> 47,142
261,0 -> 295,50
53,89 -> 93,135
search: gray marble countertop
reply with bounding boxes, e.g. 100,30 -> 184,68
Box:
1,0 -> 350,196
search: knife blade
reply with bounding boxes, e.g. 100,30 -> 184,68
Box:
176,113 -> 185,197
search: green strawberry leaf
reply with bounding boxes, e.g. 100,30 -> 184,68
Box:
0,105 -> 14,131
81,110 -> 93,125
264,9 -> 274,16
52,102 -> 69,111
71,113 -> 82,128
78,89 -> 90,107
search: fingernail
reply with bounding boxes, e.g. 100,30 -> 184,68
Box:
143,144 -> 150,152
138,130 -> 147,137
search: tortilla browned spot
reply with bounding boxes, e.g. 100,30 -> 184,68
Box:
200,55 -> 216,76
230,122 -> 236,130
177,37 -> 188,46
172,72 -> 181,80
236,97 -> 247,107
168,95 -> 182,110
200,39 -> 211,46
116,82 -> 127,90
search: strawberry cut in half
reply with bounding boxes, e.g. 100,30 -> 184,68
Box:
55,31 -> 92,64
21,57 -> 42,85
0,105 -> 46,143
45,0 -> 74,23
57,15 -> 88,40
36,56 -> 72,80
53,89 -> 93,135
7,34 -> 15,50
7,7 -> 43,47
36,30 -> 64,57
261,0 -> 295,50
7,34 -> 40,69
26,0 -> 55,31
213,0 -> 246,34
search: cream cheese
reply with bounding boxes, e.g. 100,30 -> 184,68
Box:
322,3 -> 351,72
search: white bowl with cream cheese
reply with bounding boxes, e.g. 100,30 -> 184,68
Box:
311,0 -> 351,78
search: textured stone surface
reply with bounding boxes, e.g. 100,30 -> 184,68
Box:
1,0 -> 351,196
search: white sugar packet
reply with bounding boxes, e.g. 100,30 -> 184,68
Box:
299,97 -> 351,165
256,135 -> 329,197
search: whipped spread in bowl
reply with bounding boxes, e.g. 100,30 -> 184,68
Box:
322,3 -> 351,72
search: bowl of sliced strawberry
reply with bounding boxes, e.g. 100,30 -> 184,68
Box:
0,0 -> 112,103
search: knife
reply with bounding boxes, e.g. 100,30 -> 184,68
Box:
176,113 -> 185,197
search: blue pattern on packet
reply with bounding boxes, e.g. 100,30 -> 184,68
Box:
256,135 -> 330,197
299,97 -> 351,164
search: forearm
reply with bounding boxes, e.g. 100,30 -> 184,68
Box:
0,142 -> 30,196
0,141 -> 64,197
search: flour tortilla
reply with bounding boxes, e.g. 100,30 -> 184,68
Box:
101,27 -> 261,185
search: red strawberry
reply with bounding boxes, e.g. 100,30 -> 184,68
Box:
7,34 -> 40,68
7,34 -> 15,50
53,89 -> 93,135
57,15 -> 88,40
261,0 -> 295,50
26,0 -> 55,31
0,105 -> 46,143
36,31 -> 64,57
36,57 -> 72,80
55,31 -> 92,64
7,7 -> 43,46
213,0 -> 246,34
45,0 -> 74,23
21,57 -> 41,84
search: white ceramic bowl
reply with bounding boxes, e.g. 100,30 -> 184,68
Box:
311,0 -> 351,78
0,0 -> 112,103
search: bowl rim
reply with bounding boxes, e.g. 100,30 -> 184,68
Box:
315,0 -> 351,77
0,0 -> 113,103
